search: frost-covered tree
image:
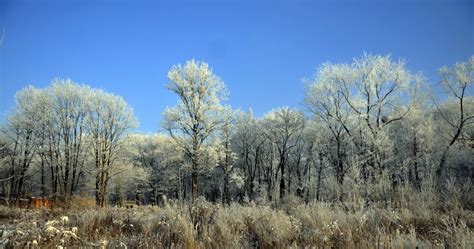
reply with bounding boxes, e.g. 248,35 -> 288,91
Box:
1,81 -> 93,201
232,110 -> 268,200
110,162 -> 149,206
434,56 -> 474,180
215,108 -> 236,204
286,125 -> 316,199
306,54 -> 422,184
88,89 -> 137,207
262,107 -> 305,198
304,64 -> 355,185
31,87 -> 53,198
0,79 -> 138,206
389,103 -> 434,190
1,86 -> 43,201
127,133 -> 183,203
48,80 -> 91,198
0,137 -> 10,200
339,55 -> 421,178
163,60 -> 229,202
305,121 -> 330,201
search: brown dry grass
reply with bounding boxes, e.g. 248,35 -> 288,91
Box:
0,196 -> 472,249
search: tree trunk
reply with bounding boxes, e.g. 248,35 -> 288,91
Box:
191,171 -> 198,202
316,152 -> 324,201
96,170 -> 108,207
296,162 -> 303,198
41,158 -> 45,199
279,152 -> 286,198
412,133 -> 421,190
436,123 -> 463,184
95,173 -> 100,206
336,138 -> 345,185
223,173 -> 230,205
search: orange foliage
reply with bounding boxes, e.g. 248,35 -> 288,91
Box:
30,197 -> 53,209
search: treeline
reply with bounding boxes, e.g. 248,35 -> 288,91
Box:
0,54 -> 472,208
0,81 -> 138,207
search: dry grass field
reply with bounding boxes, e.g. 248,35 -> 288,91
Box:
0,194 -> 472,249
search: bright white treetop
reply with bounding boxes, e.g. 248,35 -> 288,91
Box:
163,59 -> 230,201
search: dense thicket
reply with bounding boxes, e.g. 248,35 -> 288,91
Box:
0,55 -> 472,209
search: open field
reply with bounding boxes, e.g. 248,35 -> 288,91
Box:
0,197 -> 472,249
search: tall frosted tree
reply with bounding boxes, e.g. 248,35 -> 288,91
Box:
233,110 -> 267,200
1,86 -> 43,201
262,107 -> 305,198
49,80 -> 91,197
305,54 -> 422,183
434,56 -> 474,181
163,60 -> 229,202
88,89 -> 137,207
215,108 -> 236,204
304,63 -> 355,185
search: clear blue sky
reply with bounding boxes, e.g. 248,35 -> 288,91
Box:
0,0 -> 473,132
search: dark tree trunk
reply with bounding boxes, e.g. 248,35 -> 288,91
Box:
223,173 -> 230,205
279,152 -> 286,198
336,138 -> 345,185
296,161 -> 303,198
412,133 -> 421,190
316,152 -> 324,201
41,158 -> 45,198
191,171 -> 198,202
